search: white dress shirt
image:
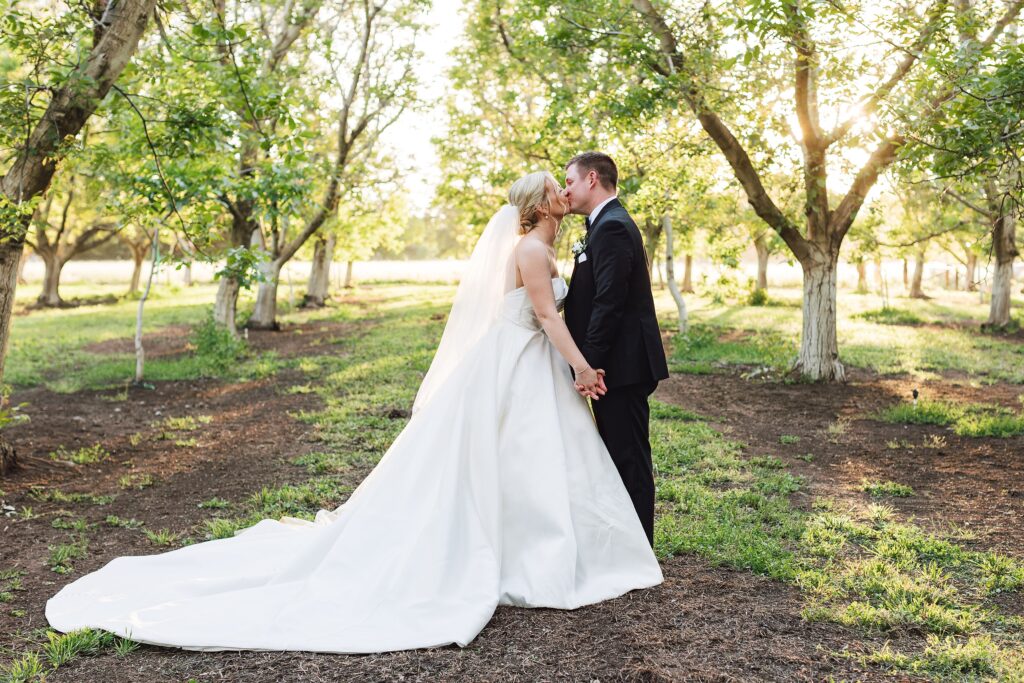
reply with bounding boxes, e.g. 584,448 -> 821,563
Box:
588,195 -> 618,228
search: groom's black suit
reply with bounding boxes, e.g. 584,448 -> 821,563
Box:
564,197 -> 669,546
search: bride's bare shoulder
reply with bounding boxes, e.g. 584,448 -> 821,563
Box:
514,235 -> 548,262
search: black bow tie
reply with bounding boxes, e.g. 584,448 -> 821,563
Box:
584,216 -> 592,232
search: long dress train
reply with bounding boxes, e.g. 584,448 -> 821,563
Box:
45,277 -> 663,653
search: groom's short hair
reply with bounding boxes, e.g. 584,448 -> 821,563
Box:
566,152 -> 617,191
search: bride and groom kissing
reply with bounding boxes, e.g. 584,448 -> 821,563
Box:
46,151 -> 672,654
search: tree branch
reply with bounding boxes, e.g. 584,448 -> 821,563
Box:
630,0 -> 809,260
824,0 -> 949,147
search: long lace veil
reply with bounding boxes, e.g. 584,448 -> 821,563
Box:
412,204 -> 521,414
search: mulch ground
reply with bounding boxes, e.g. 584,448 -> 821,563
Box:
5,318 -> 1021,680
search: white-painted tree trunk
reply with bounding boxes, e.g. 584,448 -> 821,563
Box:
36,251 -> 64,306
909,248 -> 926,299
754,234 -> 769,291
214,277 -> 240,336
984,209 -> 1016,328
661,213 -> 687,334
681,253 -> 693,293
344,261 -> 354,289
135,227 -> 159,384
965,252 -> 977,291
794,255 -> 845,381
247,261 -> 282,330
16,249 -> 28,285
305,234 -> 335,306
987,259 -> 1013,327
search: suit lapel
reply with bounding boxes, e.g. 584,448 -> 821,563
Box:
568,197 -> 622,299
586,197 -> 622,244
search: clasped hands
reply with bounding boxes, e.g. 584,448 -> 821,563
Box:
573,365 -> 607,400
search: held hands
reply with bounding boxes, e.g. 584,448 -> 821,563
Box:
574,366 -> 607,400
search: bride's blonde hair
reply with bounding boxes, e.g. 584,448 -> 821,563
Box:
508,171 -> 557,235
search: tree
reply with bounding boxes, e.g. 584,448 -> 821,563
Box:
25,176 -> 119,306
245,0 -> 424,329
0,0 -> 159,386
488,0 -> 1023,379
919,32 -> 1022,327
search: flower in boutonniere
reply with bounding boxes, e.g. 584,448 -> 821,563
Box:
570,235 -> 587,259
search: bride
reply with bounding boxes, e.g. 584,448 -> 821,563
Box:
45,171 -> 663,654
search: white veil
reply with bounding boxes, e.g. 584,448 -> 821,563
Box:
412,204 -> 521,414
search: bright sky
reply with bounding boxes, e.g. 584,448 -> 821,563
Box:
382,0 -> 465,213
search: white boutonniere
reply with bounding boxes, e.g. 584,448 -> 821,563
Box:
571,235 -> 588,259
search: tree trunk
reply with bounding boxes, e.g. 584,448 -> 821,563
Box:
16,249 -> 28,285
902,258 -> 909,287
304,234 -> 335,307
0,242 -> 24,384
642,217 -> 662,277
754,233 -> 769,291
909,248 -> 926,299
214,277 -> 240,336
128,245 -> 146,294
247,261 -> 282,330
681,253 -> 694,293
0,434 -> 16,476
965,251 -> 978,292
0,0 -> 158,386
794,253 -> 845,381
873,257 -> 883,292
855,260 -> 868,293
662,213 -> 687,333
984,208 -> 1017,329
135,227 -> 158,383
36,249 -> 64,306
344,261 -> 354,289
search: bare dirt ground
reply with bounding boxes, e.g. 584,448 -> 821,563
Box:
6,321 -> 1015,680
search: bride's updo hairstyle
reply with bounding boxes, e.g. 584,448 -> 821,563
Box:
508,171 -> 556,235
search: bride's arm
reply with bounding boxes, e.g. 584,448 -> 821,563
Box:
516,240 -> 605,397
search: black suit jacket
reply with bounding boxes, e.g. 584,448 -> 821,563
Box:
564,198 -> 670,389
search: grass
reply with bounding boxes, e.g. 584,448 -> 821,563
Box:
27,488 -> 115,506
5,283 -> 285,392
118,473 -> 154,490
48,443 -> 110,465
878,398 -> 1024,438
655,286 -> 1024,383
853,307 -> 925,326
104,515 -> 144,529
858,479 -> 915,497
143,528 -> 181,546
6,281 -> 1023,679
47,537 -> 88,574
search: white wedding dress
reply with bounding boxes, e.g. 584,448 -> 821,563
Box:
46,269 -> 663,653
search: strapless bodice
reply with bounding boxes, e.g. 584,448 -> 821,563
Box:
501,277 -> 568,331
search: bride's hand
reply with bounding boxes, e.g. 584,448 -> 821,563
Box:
574,366 -> 606,400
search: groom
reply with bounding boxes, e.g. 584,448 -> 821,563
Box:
562,152 -> 670,547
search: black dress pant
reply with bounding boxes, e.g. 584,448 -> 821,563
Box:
592,381 -> 658,547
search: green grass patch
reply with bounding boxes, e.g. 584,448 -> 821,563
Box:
853,307 -> 925,325
28,488 -> 116,506
48,443 -> 110,465
878,399 -> 1024,438
48,537 -> 88,574
858,479 -> 915,498
104,515 -> 144,529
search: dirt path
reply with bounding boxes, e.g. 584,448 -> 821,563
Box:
0,326 -> 942,681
